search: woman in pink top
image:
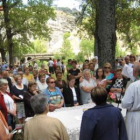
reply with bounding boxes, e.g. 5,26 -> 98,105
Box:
96,68 -> 106,88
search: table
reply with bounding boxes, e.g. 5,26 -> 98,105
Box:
47,103 -> 126,140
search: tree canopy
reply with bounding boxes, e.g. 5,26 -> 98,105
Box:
0,0 -> 55,64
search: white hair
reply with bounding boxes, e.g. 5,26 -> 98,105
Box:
0,79 -> 8,86
30,94 -> 48,114
83,69 -> 90,75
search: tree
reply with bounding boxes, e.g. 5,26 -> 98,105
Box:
1,0 -> 55,64
95,0 -> 116,68
80,39 -> 94,59
77,0 -> 140,67
59,32 -> 75,62
13,39 -> 47,59
75,52 -> 85,62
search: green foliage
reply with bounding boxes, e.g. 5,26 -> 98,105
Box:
80,39 -> 94,59
115,43 -> 126,58
60,33 -> 75,61
0,0 -> 55,61
75,52 -> 85,62
13,39 -> 47,58
28,39 -> 47,54
77,0 -> 140,54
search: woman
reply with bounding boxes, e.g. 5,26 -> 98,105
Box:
37,73 -> 48,93
24,94 -> 69,140
110,68 -> 127,101
104,62 -> 114,80
24,81 -> 40,117
96,68 -> 106,88
43,77 -> 64,112
79,69 -> 97,104
55,72 -> 67,92
23,67 -> 34,82
63,75 -> 80,107
11,75 -> 27,124
82,63 -> 89,71
0,79 -> 16,129
104,62 -> 114,91
80,87 -> 128,140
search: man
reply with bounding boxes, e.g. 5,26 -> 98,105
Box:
122,62 -> 140,88
24,94 -> 69,140
80,86 -> 128,140
68,60 -> 81,86
33,61 -> 38,70
124,56 -> 132,67
48,58 -> 54,74
122,63 -> 140,140
66,59 -> 73,71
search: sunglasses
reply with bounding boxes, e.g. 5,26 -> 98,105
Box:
49,81 -> 55,84
104,67 -> 110,69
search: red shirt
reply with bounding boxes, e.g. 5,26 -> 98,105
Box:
0,91 -> 13,122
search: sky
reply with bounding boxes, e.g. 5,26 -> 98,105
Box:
23,0 -> 82,10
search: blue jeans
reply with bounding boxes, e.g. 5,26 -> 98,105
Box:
8,114 -> 15,129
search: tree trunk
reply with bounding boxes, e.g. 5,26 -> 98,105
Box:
2,0 -> 14,65
7,33 -> 14,65
0,48 -> 6,62
95,0 -> 116,69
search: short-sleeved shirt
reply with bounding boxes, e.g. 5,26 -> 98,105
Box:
67,64 -> 73,70
68,69 -> 80,85
80,78 -> 97,104
43,87 -> 64,105
106,73 -> 114,80
23,74 -> 34,82
11,85 -> 27,103
48,60 -> 54,67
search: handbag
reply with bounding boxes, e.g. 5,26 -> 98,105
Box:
116,87 -> 123,112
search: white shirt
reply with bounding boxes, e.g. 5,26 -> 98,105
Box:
22,77 -> 28,87
3,93 -> 14,111
34,63 -> 38,70
70,87 -> 77,101
122,64 -> 135,81
48,60 -> 54,67
57,61 -> 62,67
37,81 -> 48,93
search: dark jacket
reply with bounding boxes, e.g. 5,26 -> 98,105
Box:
63,86 -> 81,107
80,104 -> 128,140
7,77 -> 13,93
24,91 -> 35,117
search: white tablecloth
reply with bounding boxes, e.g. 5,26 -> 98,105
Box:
48,103 -> 126,140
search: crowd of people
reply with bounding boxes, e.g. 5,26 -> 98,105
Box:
0,54 -> 140,140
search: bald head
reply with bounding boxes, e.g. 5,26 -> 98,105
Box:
133,62 -> 140,78
125,56 -> 130,64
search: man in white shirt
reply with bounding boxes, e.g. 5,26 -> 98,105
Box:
48,58 -> 54,74
33,62 -> 38,70
122,62 -> 140,140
